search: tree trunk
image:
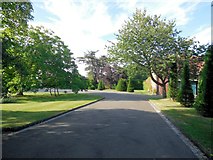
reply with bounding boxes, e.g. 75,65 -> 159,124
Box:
17,89 -> 24,96
54,88 -> 56,96
50,88 -> 52,96
162,84 -> 167,98
57,88 -> 59,96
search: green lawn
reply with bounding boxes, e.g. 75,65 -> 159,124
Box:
1,92 -> 102,129
150,98 -> 212,157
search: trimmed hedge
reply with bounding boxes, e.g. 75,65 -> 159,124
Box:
127,79 -> 134,92
98,80 -> 105,90
177,61 -> 194,107
116,78 -> 127,91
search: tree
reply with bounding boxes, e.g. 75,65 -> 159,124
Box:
78,50 -> 99,85
116,78 -> 127,91
98,80 -> 105,90
168,63 -> 178,100
178,62 -> 194,107
127,78 -> 134,92
25,26 -> 77,96
78,51 -> 126,89
1,1 -> 34,97
194,45 -> 213,117
107,9 -> 202,98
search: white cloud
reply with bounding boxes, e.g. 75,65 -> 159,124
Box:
30,0 -> 210,76
193,26 -> 211,44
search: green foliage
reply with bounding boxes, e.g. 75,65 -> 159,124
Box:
116,79 -> 127,91
127,79 -> 134,92
1,1 -> 34,97
178,62 -> 194,107
1,2 -> 80,97
194,45 -> 213,117
107,9 -> 204,98
87,76 -> 97,90
98,80 -> 105,90
168,63 -> 178,100
132,80 -> 144,90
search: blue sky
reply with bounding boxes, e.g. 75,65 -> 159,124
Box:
30,0 -> 211,76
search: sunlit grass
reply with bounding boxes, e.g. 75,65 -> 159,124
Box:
1,92 -> 102,128
150,98 -> 212,157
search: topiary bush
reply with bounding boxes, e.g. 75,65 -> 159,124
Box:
168,62 -> 178,101
127,78 -> 134,92
116,78 -> 127,91
98,80 -> 105,90
177,61 -> 194,107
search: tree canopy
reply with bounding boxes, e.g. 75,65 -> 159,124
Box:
107,9 -> 206,97
1,2 -> 85,97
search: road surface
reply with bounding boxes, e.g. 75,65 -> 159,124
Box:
2,91 -> 197,158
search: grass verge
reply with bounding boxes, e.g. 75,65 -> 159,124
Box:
150,98 -> 212,157
1,92 -> 102,129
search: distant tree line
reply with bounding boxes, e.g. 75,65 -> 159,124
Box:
78,50 -> 148,92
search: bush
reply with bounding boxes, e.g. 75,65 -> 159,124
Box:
168,63 -> 178,100
88,79 -> 97,90
88,85 -> 96,90
111,84 -> 116,89
177,61 -> 194,107
116,78 -> 127,91
194,45 -> 213,117
98,80 -> 105,90
127,79 -> 134,92
132,80 -> 143,90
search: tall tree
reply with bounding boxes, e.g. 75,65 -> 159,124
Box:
194,45 -> 213,117
78,50 -> 99,85
178,62 -> 194,107
25,26 -> 77,95
1,1 -> 34,97
107,9 -> 203,98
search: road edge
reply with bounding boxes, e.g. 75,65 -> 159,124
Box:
149,101 -> 208,160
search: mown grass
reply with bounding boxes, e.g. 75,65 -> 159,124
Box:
150,98 -> 212,157
1,92 -> 102,128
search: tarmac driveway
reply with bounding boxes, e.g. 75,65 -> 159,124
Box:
2,91 -> 197,158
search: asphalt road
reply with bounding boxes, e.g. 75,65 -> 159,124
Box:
2,91 -> 197,158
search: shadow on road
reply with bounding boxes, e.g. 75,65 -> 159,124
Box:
3,108 -> 196,158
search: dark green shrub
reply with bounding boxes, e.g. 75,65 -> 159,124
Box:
132,80 -> 143,90
88,79 -> 97,90
89,85 -> 96,90
98,80 -> 105,90
168,63 -> 178,100
116,78 -> 127,91
127,79 -> 134,92
194,45 -> 213,117
178,61 -> 194,107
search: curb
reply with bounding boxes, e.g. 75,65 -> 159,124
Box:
2,97 -> 105,134
149,101 -> 209,160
